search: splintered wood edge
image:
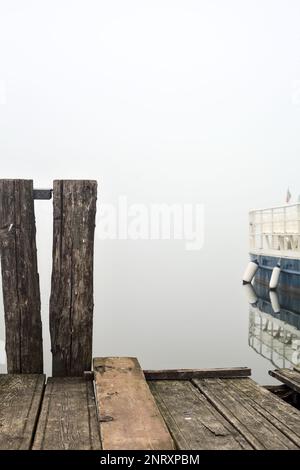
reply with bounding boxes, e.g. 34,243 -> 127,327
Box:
93,357 -> 141,374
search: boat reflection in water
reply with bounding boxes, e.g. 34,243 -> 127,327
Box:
244,281 -> 300,369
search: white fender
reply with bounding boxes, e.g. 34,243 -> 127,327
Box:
243,283 -> 258,306
242,261 -> 259,284
269,290 -> 280,314
269,265 -> 281,290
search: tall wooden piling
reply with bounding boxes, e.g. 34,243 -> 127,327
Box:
50,180 -> 97,376
0,179 -> 43,373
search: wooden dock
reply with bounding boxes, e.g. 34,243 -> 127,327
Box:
1,180 -> 300,450
1,358 -> 300,450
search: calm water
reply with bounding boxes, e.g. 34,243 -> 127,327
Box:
1,235 -> 299,385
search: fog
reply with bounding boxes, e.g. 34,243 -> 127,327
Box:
0,1 -> 300,382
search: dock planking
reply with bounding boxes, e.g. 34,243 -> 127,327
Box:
1,364 -> 300,450
144,367 -> 251,381
193,377 -> 299,449
225,377 -> 300,447
32,377 -> 101,450
269,368 -> 300,394
149,380 -> 251,450
0,374 -> 45,450
93,357 -> 175,450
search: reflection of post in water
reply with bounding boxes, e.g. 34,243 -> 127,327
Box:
247,282 -> 300,369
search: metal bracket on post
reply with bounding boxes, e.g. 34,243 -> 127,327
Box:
33,189 -> 53,200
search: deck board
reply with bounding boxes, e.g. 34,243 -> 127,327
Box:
2,365 -> 300,450
226,378 -> 300,447
93,357 -> 175,450
144,367 -> 251,381
149,380 -> 252,450
32,377 -> 101,450
0,374 -> 45,450
193,378 -> 299,449
269,368 -> 300,394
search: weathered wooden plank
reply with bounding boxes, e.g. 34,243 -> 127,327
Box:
32,377 -> 101,450
269,368 -> 300,394
0,374 -> 45,449
226,378 -> 300,447
93,357 -> 175,450
144,367 -> 251,381
149,380 -> 252,450
193,378 -> 299,449
0,179 -> 43,373
50,180 -> 97,376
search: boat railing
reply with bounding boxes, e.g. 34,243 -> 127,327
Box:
248,307 -> 300,368
249,203 -> 300,253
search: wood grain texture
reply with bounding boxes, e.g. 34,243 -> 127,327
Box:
269,368 -> 300,394
149,380 -> 252,450
0,179 -> 43,373
225,378 -> 300,447
193,378 -> 299,449
0,374 -> 45,449
144,367 -> 251,381
32,377 -> 101,450
50,180 -> 97,376
93,357 -> 175,450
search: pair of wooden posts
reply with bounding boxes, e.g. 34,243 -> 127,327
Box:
0,179 -> 97,376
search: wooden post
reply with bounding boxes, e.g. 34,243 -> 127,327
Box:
50,180 -> 97,376
0,179 -> 43,373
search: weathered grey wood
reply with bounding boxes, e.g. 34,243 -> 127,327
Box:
144,367 -> 251,381
193,378 -> 299,449
149,380 -> 252,450
50,180 -> 97,376
0,374 -> 45,449
226,378 -> 300,447
32,377 -> 101,450
93,357 -> 175,450
0,179 -> 43,373
33,189 -> 52,200
269,368 -> 300,394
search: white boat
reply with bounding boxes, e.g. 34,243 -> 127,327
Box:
246,203 -> 300,292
